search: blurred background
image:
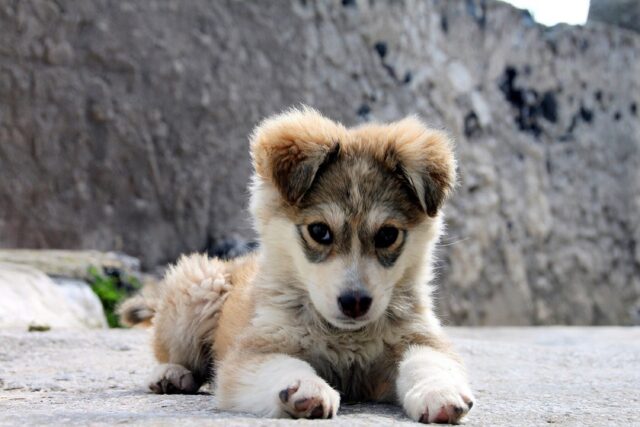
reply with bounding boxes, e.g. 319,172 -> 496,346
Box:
0,0 -> 638,329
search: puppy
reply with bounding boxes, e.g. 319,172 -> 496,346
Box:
119,107 -> 474,423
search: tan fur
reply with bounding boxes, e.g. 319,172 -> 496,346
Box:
121,107 -> 473,423
212,254 -> 258,361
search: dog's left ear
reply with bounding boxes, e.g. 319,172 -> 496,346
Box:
251,108 -> 346,205
379,117 -> 457,216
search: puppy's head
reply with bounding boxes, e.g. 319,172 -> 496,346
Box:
250,107 -> 456,330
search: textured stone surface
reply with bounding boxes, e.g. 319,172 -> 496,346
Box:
589,0 -> 640,33
53,277 -> 108,329
0,263 -> 106,329
0,250 -> 141,280
0,328 -> 638,426
0,0 -> 639,325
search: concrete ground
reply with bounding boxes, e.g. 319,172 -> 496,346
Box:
0,328 -> 638,426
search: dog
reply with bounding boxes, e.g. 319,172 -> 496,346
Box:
119,107 -> 474,423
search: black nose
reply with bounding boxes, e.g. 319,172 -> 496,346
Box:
337,291 -> 373,319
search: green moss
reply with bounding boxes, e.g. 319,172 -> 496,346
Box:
28,324 -> 51,332
88,266 -> 141,328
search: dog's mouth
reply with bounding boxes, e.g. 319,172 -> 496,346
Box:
309,301 -> 374,331
327,315 -> 373,331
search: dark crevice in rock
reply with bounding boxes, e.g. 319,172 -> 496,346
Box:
594,90 -> 603,103
540,92 -> 558,123
579,106 -> 594,123
520,9 -> 536,27
499,66 -> 559,138
579,39 -> 589,52
465,0 -> 487,29
357,103 -> 371,118
441,14 -> 449,33
372,41 -> 408,85
464,112 -> 481,138
373,41 -> 387,59
203,236 -> 258,261
567,105 -> 595,134
382,63 -> 398,81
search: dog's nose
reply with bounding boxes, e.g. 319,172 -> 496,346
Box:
337,291 -> 372,319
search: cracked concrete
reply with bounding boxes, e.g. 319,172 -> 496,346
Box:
0,328 -> 638,426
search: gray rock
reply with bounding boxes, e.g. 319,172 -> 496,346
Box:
0,250 -> 141,280
0,328 -> 638,425
0,263 -> 107,329
0,0 -> 639,325
589,0 -> 640,33
53,277 -> 108,329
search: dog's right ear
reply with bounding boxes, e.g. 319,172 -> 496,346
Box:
250,108 -> 346,205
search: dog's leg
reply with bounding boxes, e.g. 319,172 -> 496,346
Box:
148,363 -> 200,394
147,253 -> 233,394
396,344 -> 474,424
215,352 -> 340,419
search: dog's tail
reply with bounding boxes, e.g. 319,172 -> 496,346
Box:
117,284 -> 159,327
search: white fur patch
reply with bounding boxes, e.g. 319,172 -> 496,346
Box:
215,354 -> 339,418
397,346 -> 474,423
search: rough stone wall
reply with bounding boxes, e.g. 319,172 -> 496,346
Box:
589,0 -> 640,34
1,0 -> 639,325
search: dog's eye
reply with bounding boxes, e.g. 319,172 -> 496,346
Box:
374,226 -> 399,249
308,223 -> 332,245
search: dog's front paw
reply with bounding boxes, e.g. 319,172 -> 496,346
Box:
148,363 -> 199,394
278,376 -> 340,419
402,379 -> 474,424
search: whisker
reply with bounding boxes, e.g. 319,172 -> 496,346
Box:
437,237 -> 470,247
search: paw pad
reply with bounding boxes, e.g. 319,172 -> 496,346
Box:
419,401 -> 474,424
277,378 -> 339,419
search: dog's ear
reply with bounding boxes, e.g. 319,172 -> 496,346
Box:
251,108 -> 346,205
374,117 -> 457,217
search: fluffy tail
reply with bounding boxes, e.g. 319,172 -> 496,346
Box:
117,252 -> 257,329
117,278 -> 163,327
117,293 -> 155,327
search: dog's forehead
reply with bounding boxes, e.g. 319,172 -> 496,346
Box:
300,155 -> 422,226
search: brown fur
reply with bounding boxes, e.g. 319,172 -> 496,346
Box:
252,109 -> 456,216
120,107 -> 472,422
